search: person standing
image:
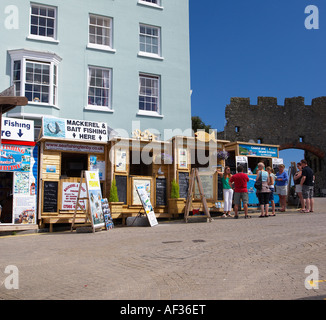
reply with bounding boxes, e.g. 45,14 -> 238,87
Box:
256,163 -> 271,217
275,164 -> 288,212
266,166 -> 276,216
300,159 -> 315,213
229,165 -> 250,219
218,166 -> 233,218
294,162 -> 305,211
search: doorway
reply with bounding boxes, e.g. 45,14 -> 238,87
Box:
0,172 -> 13,223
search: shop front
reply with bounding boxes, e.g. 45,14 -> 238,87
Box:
0,117 -> 38,231
171,133 -> 230,215
38,117 -> 108,231
225,141 -> 283,206
108,131 -> 173,221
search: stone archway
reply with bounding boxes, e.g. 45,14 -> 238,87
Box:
279,142 -> 325,159
216,96 -> 326,194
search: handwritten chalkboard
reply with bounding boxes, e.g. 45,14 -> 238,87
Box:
43,181 -> 58,212
156,178 -> 167,206
115,175 -> 127,204
178,171 -> 189,199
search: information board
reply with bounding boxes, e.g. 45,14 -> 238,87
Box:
115,175 -> 127,204
194,173 -> 214,200
43,181 -> 58,212
156,178 -> 167,206
178,171 -> 189,199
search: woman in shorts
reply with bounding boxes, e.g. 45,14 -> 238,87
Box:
256,162 -> 271,217
266,166 -> 276,216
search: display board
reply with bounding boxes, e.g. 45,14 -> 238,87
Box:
178,171 -> 189,199
132,178 -> 151,205
115,175 -> 127,204
85,171 -> 105,229
43,181 -> 58,212
61,182 -> 87,210
236,156 -> 248,173
135,184 -> 158,227
156,178 -> 167,206
194,172 -> 214,200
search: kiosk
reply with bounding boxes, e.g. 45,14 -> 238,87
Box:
225,141 -> 283,207
38,117 -> 108,231
171,133 -> 230,215
108,130 -> 173,221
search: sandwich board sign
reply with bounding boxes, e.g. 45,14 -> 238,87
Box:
71,170 -> 105,232
135,184 -> 158,227
85,171 -> 105,229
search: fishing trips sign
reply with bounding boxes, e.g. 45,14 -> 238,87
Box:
0,145 -> 31,171
42,117 -> 108,143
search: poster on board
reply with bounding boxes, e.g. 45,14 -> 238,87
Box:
135,184 -> 158,227
236,156 -> 248,173
85,171 -> 105,229
62,182 -> 87,210
272,158 -> 283,174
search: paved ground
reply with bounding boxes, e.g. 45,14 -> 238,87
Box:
0,199 -> 326,301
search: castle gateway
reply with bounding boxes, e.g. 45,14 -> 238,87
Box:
216,96 -> 326,195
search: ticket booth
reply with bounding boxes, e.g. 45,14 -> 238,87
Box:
171,133 -> 230,214
38,117 -> 108,231
108,130 -> 173,221
225,141 -> 282,207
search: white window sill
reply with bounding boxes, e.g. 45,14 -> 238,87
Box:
137,110 -> 164,118
26,35 -> 59,44
138,52 -> 164,61
84,105 -> 114,113
137,1 -> 164,10
86,43 -> 116,53
28,101 -> 60,110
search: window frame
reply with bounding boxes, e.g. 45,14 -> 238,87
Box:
138,23 -> 162,59
138,0 -> 163,10
29,3 -> 58,42
86,66 -> 113,112
138,73 -> 161,116
87,14 -> 115,53
9,49 -> 61,108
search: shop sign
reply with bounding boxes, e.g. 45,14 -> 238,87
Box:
1,117 -> 34,142
0,145 -> 31,171
45,142 -> 104,153
42,117 -> 108,143
239,144 -> 278,157
62,182 -> 87,210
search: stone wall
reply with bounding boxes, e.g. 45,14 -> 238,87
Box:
216,96 -> 326,193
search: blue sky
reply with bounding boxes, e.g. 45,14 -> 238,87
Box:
189,0 -> 325,169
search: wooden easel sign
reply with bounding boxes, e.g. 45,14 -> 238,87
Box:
71,170 -> 105,232
184,168 -> 212,223
135,184 -> 158,227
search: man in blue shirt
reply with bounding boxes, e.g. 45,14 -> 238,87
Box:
275,164 -> 288,212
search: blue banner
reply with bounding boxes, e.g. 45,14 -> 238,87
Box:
239,144 -> 278,157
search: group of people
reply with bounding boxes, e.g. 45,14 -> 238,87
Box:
218,159 -> 315,218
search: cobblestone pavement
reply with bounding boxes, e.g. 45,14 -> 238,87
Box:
1,199 -> 326,301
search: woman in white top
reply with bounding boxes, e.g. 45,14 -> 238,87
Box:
256,162 -> 271,217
